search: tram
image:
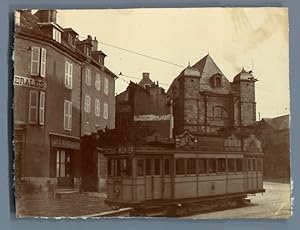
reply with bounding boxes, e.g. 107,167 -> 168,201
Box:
104,131 -> 265,216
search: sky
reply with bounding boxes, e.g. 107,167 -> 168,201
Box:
56,8 -> 289,119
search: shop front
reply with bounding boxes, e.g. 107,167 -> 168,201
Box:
49,133 -> 80,190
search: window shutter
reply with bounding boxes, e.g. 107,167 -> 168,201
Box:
64,62 -> 68,87
68,101 -> 72,130
28,90 -> 38,124
30,47 -> 40,76
40,48 -> 47,78
69,63 -> 73,89
39,91 -> 45,125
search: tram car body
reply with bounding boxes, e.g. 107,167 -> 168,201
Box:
104,131 -> 265,216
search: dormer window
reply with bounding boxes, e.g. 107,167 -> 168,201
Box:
144,84 -> 151,90
53,28 -> 61,43
211,74 -> 222,88
85,46 -> 91,56
68,33 -> 75,47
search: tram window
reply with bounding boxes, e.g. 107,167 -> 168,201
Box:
236,159 -> 243,172
154,159 -> 161,175
228,159 -> 235,172
248,159 -> 252,171
252,159 -> 256,171
187,159 -> 196,174
164,159 -> 170,175
122,159 -> 132,176
176,159 -> 185,175
257,159 -> 262,171
146,159 -> 152,176
137,159 -> 144,176
107,159 -> 112,176
218,158 -> 226,173
198,159 -> 207,174
208,159 -> 216,174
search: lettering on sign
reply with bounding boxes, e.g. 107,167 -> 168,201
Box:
134,114 -> 171,121
51,137 -> 80,150
14,75 -> 47,90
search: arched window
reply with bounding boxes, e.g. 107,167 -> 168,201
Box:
210,73 -> 222,88
213,106 -> 228,120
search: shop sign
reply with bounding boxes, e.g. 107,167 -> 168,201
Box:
51,137 -> 80,150
14,75 -> 47,90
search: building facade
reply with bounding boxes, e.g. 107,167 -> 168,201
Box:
254,115 -> 290,182
13,10 -> 116,196
167,54 -> 257,138
116,73 -> 172,142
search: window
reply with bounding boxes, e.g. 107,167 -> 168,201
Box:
95,73 -> 101,91
95,99 -> 100,117
39,92 -> 45,125
107,159 -> 112,176
198,159 -> 207,174
103,102 -> 108,119
257,159 -> 262,171
85,68 -> 91,86
187,159 -> 196,174
208,159 -> 217,174
85,46 -> 91,56
154,159 -> 161,175
56,150 -> 66,177
236,159 -> 243,172
218,158 -> 226,173
68,33 -> 75,46
121,159 -> 131,176
144,84 -> 151,90
176,159 -> 185,175
64,61 -> 73,89
31,47 -> 47,77
137,159 -> 144,176
213,106 -> 228,120
211,74 -> 222,88
28,90 -> 39,124
53,28 -> 61,43
247,159 -> 252,171
64,100 -> 72,131
84,95 -> 91,113
146,159 -> 152,175
104,77 -> 109,95
253,159 -> 256,171
228,159 -> 235,172
164,159 -> 170,175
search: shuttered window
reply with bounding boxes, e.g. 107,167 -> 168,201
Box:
40,48 -> 47,77
86,68 -> 91,86
104,77 -> 109,95
28,90 -> 39,124
103,102 -> 108,119
65,61 -> 73,89
30,47 -> 40,76
64,100 -> 72,131
39,91 -> 45,125
95,99 -> 100,116
95,73 -> 101,91
85,95 -> 91,113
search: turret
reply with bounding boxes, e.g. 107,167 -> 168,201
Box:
232,68 -> 257,126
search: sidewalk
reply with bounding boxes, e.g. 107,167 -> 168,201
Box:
16,192 -> 111,218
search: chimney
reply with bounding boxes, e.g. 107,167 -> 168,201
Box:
35,10 -> 57,23
142,72 -> 150,80
91,36 -> 98,51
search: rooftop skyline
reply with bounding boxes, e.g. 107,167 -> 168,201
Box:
56,8 -> 289,119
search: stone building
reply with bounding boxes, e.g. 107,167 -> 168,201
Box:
168,54 -> 257,137
116,73 -> 172,142
13,10 -> 117,196
254,115 -> 290,182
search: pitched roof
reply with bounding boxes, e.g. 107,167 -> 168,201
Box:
262,115 -> 289,131
192,54 -> 224,76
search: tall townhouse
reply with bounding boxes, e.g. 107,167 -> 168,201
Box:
13,10 -> 117,196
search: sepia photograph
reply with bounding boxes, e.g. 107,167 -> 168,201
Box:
13,7 -> 290,218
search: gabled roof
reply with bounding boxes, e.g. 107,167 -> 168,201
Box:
262,115 -> 289,131
192,54 -> 224,76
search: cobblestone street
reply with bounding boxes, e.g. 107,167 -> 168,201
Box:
16,192 -> 110,217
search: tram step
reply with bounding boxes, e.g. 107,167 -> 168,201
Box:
55,189 -> 79,199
